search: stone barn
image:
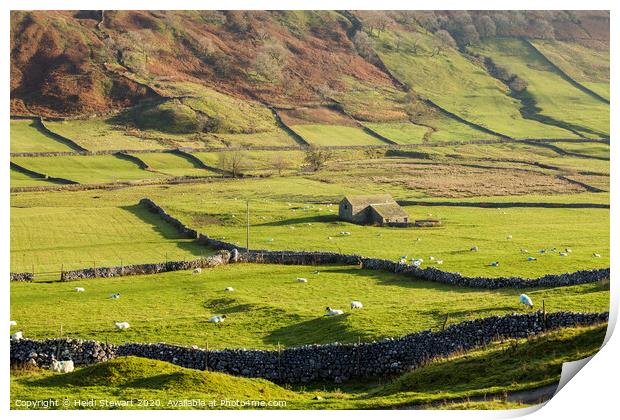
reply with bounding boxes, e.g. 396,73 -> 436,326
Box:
339,195 -> 409,226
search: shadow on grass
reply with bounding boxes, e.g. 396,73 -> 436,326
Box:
120,204 -> 207,258
264,313 -> 374,347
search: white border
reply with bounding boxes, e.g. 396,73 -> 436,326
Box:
2,1 -> 616,419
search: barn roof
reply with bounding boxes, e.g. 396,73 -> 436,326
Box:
369,203 -> 409,219
342,194 -> 395,207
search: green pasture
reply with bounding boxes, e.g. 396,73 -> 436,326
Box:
9,263 -> 608,349
44,119 -> 168,151
373,30 -> 578,139
131,152 -> 216,177
9,175 -> 610,279
364,122 -> 427,144
477,38 -> 609,138
290,124 -> 385,146
530,40 -> 610,101
10,205 -> 206,275
11,155 -> 161,185
10,169 -> 60,188
10,119 -> 75,153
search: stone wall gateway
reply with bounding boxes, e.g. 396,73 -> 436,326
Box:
10,312 -> 608,384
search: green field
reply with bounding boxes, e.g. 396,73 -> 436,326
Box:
364,122 -> 428,144
477,38 -> 610,138
11,155 -> 161,185
44,119 -> 169,151
10,169 -> 61,188
10,119 -> 76,153
531,40 -> 610,101
9,172 -> 609,278
10,324 -> 606,409
373,30 -> 578,139
131,152 -> 216,177
10,205 -> 206,274
9,263 -> 608,349
290,125 -> 385,146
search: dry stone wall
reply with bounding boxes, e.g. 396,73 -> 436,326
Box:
10,312 -> 608,383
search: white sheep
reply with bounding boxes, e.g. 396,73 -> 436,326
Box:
527,256 -> 537,261
436,260 -> 444,265
193,268 -> 202,274
11,331 -> 23,341
297,278 -> 308,283
506,235 -> 513,240
10,320 -> 17,327
559,252 -> 568,257
224,287 -> 234,292
350,301 -> 363,310
208,315 -> 226,323
75,287 -> 85,292
521,249 -> 529,254
340,231 -> 351,236
593,253 -> 601,258
411,259 -> 423,267
490,261 -> 499,267
428,256 -> 435,261
114,322 -> 130,330
110,293 -> 121,299
325,307 -> 344,316
471,246 -> 478,252
51,360 -> 74,373
519,294 -> 534,308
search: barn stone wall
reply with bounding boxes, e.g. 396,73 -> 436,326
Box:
10,311 -> 608,384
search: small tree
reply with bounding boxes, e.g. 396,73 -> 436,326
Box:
303,145 -> 333,172
271,154 -> 290,176
218,150 -> 249,178
433,30 -> 456,56
352,31 -> 377,63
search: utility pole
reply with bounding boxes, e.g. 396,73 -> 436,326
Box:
246,200 -> 250,253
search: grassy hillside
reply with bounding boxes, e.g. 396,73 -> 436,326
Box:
10,119 -> 76,153
372,29 -> 577,139
10,205 -> 206,274
477,38 -> 609,138
530,40 -> 610,101
10,263 -> 608,348
44,119 -> 170,151
10,169 -> 60,187
131,152 -> 216,177
11,155 -> 161,185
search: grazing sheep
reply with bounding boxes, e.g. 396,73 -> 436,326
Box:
110,293 -> 121,299
539,249 -> 546,254
506,235 -> 513,240
593,253 -> 601,258
490,261 -> 499,267
559,252 -> 568,257
471,246 -> 478,252
313,270 -> 320,275
399,258 -> 407,264
114,322 -> 130,330
193,268 -> 202,274
527,256 -> 537,261
521,249 -> 529,254
428,256 -> 435,261
224,287 -> 235,292
519,294 -> 534,308
75,287 -> 85,293
10,320 -> 17,326
416,237 -> 421,241
411,258 -> 423,267
565,248 -> 572,253
325,307 -> 344,316
436,260 -> 444,265
297,278 -> 308,283
51,360 -> 74,374
11,331 -> 23,341
340,231 -> 351,236
208,315 -> 226,323
350,301 -> 363,310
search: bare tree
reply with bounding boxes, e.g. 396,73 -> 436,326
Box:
433,30 -> 456,56
303,145 -> 333,172
271,154 -> 290,176
218,150 -> 249,178
352,31 -> 377,63
252,41 -> 289,83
